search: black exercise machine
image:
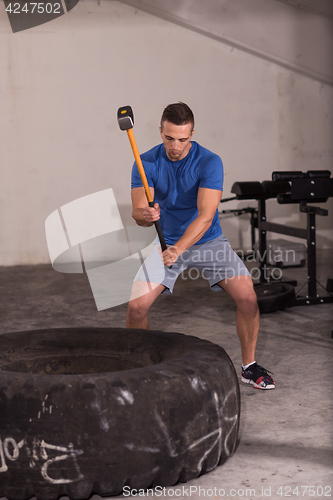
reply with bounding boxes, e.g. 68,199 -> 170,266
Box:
221,170 -> 333,310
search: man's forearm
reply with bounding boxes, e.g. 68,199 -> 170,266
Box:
174,214 -> 213,254
132,208 -> 154,227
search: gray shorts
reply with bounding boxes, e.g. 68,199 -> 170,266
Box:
134,234 -> 250,294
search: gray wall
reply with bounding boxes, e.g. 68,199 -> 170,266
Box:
0,0 -> 332,265
120,0 -> 333,85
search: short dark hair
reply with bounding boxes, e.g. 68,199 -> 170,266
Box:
160,102 -> 195,131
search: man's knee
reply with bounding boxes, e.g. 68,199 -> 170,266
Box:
234,286 -> 259,315
127,299 -> 149,322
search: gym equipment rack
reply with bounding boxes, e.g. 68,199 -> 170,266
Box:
221,170 -> 333,308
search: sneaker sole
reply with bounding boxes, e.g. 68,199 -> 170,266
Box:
241,376 -> 275,390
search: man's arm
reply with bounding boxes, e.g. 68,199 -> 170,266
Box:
162,187 -> 222,266
131,186 -> 160,227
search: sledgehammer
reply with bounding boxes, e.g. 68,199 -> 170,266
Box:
117,105 -> 169,259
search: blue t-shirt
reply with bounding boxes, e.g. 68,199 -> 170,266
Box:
131,141 -> 224,245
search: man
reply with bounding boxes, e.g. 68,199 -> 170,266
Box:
127,102 -> 275,390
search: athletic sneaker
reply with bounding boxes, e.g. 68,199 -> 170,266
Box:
241,363 -> 275,390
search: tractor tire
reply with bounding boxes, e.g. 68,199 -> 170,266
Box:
0,327 -> 240,500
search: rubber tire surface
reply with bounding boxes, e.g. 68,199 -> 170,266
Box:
255,283 -> 296,313
0,327 -> 240,500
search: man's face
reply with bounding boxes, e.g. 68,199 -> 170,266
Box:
160,121 -> 194,161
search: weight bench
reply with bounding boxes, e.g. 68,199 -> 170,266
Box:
221,170 -> 333,310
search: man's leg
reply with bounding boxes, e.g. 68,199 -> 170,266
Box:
218,275 -> 275,390
126,281 -> 165,330
218,275 -> 259,366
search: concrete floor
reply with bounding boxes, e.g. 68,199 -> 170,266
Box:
0,250 -> 332,500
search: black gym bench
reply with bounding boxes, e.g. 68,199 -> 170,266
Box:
221,170 -> 333,311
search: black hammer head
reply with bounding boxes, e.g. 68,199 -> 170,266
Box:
117,106 -> 134,130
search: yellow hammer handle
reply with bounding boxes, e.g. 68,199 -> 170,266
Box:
127,128 -> 153,204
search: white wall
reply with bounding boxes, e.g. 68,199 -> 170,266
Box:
0,0 -> 332,265
120,0 -> 333,86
